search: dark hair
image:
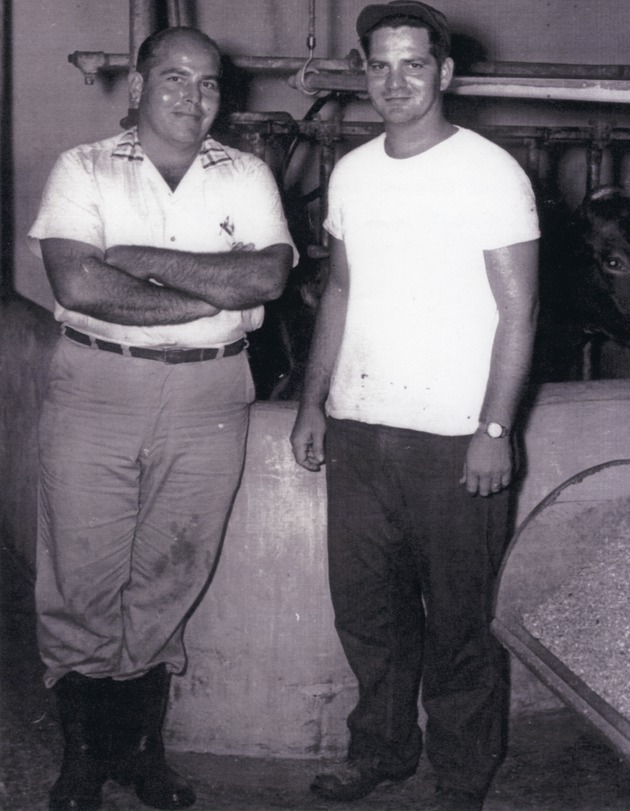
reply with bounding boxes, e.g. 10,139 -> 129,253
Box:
135,26 -> 221,79
360,14 -> 449,65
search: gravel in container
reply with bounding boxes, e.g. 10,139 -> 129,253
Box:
522,500 -> 630,719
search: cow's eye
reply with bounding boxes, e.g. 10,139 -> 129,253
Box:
603,254 -> 628,273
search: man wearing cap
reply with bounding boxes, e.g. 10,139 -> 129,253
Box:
291,2 -> 539,808
29,26 -> 295,811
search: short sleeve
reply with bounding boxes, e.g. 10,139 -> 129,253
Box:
476,155 -> 540,251
232,156 -> 299,266
27,149 -> 105,259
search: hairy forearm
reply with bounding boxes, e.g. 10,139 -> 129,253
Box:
106,243 -> 292,310
59,255 -> 217,326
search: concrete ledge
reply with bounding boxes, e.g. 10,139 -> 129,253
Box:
166,402 -> 356,758
167,382 -> 630,756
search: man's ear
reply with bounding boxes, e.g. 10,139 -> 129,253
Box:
129,71 -> 144,105
440,57 -> 454,92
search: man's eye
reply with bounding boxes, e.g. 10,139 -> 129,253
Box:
368,63 -> 385,71
202,80 -> 218,92
408,62 -> 425,71
167,75 -> 183,82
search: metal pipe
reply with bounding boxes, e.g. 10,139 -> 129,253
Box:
122,0 -> 155,129
449,76 -> 630,104
129,0 -> 154,71
307,0 -> 316,54
228,114 -> 630,148
65,49 -> 630,81
586,124 -> 610,195
177,0 -> 194,27
524,137 -> 542,180
232,57 -> 630,81
467,61 -> 630,80
167,0 -> 181,26
234,55 -> 362,73
315,121 -> 339,249
66,46 -> 630,104
288,70 -> 630,104
67,52 -> 129,85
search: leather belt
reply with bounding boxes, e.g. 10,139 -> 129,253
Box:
62,326 -> 247,364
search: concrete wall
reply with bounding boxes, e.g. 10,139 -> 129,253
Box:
0,298 -> 58,563
164,379 -> 630,756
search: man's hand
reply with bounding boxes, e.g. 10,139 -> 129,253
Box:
460,431 -> 512,497
291,404 -> 327,472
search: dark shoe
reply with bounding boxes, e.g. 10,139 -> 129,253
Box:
49,672 -> 111,811
435,784 -> 485,810
110,665 -> 196,810
310,760 -> 415,801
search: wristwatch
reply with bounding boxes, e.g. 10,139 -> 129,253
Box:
481,421 -> 509,439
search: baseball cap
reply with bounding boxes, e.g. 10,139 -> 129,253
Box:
356,1 -> 450,53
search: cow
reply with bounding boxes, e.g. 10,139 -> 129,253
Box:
569,186 -> 630,344
534,186 -> 630,381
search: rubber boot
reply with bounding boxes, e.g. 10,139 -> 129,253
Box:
49,672 -> 111,811
110,665 -> 196,810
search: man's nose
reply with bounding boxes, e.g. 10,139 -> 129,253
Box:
184,81 -> 202,104
385,67 -> 407,90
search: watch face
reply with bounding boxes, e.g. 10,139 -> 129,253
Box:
487,422 -> 505,438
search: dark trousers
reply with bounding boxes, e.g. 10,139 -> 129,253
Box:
325,418 -> 510,794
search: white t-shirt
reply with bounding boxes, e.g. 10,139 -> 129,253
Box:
323,127 -> 540,436
28,128 -> 297,348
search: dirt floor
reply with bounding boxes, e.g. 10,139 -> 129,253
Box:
3,542 -> 630,811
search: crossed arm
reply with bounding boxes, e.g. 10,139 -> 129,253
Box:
41,238 -> 293,327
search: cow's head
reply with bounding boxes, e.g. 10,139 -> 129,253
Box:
570,186 -> 630,343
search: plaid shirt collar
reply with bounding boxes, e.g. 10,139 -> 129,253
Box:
111,127 -> 234,170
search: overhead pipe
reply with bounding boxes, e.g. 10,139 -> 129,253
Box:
67,43 -> 630,104
167,0 -> 182,26
228,116 -> 630,148
167,0 -> 194,27
288,70 -> 630,104
129,0 -> 154,71
68,50 -> 630,80
466,61 -> 630,80
120,0 -> 156,127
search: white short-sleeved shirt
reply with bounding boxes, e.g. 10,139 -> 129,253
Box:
323,127 -> 540,436
28,128 -> 297,348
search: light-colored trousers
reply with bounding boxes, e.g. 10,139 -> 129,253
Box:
36,337 -> 254,687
